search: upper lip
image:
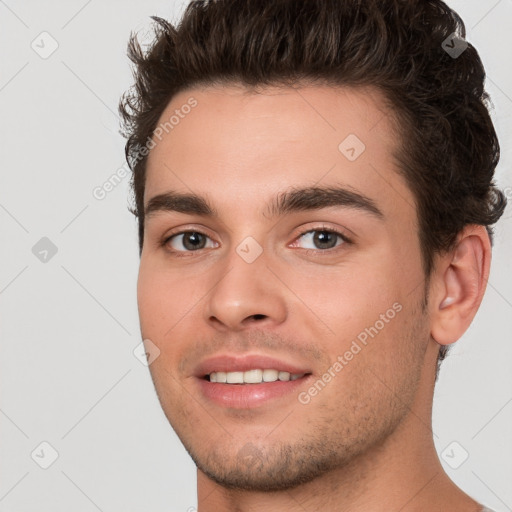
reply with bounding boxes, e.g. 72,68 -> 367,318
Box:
194,354 -> 312,378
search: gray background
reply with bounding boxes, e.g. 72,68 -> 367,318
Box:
0,1 -> 511,510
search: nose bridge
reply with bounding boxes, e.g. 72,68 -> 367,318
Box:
204,235 -> 287,330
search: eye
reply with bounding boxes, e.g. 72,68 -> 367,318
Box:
293,227 -> 350,252
164,231 -> 217,253
161,226 -> 351,257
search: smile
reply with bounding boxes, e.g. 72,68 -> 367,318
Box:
207,369 -> 306,384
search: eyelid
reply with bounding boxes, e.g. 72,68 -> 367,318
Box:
289,225 -> 352,254
291,223 -> 352,243
161,224 -> 352,255
162,227 -> 217,255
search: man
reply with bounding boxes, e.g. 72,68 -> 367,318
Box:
119,0 -> 506,510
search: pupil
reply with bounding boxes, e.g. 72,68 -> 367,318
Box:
184,232 -> 205,250
314,231 -> 335,249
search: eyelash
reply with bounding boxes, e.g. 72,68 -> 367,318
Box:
161,226 -> 352,258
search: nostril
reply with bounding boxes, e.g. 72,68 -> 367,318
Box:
251,314 -> 266,321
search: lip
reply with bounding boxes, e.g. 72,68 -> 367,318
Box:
194,353 -> 313,409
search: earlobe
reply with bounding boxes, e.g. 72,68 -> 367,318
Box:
430,226 -> 490,346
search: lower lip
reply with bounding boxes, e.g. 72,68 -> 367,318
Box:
197,376 -> 311,409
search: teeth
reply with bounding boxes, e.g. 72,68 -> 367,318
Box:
226,371 -> 244,384
244,369 -> 263,383
208,369 -> 305,384
263,369 -> 278,382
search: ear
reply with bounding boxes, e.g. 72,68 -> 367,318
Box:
429,225 -> 491,346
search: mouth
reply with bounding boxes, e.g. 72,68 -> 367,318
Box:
194,354 -> 313,409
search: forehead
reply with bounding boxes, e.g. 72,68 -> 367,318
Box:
144,83 -> 415,223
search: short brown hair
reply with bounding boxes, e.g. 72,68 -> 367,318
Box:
118,0 -> 507,373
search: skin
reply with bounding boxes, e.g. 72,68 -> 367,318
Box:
137,83 -> 491,511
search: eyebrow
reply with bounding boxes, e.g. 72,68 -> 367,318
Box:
144,185 -> 384,221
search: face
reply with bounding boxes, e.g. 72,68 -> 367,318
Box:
138,84 -> 432,491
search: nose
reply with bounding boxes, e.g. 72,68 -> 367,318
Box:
203,248 -> 288,332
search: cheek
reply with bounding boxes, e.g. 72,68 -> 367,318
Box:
136,264 -> 182,339
286,258 -> 418,392
137,255 -> 212,316
137,267 -> 189,410
137,267 -> 162,334
136,263 -> 203,370
289,260 -> 401,335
